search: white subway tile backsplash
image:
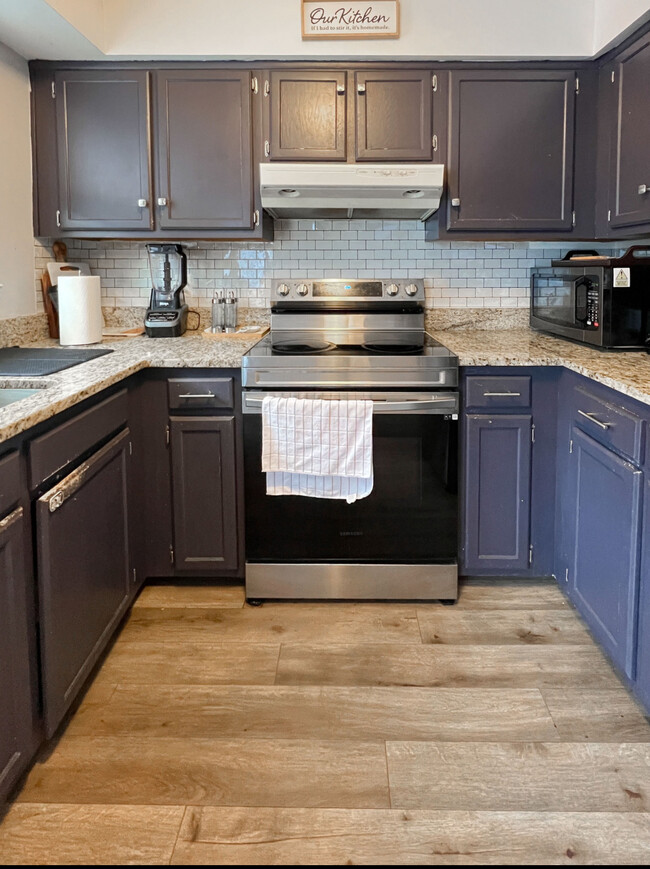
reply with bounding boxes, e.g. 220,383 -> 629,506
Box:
33,224 -> 627,311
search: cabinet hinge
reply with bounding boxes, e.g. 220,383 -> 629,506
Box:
51,80 -> 55,99
607,209 -> 611,222
165,424 -> 170,446
575,76 -> 580,94
531,423 -> 536,444
432,134 -> 438,152
569,438 -> 573,454
251,76 -> 259,94
432,74 -> 438,92
264,79 -> 270,97
169,544 -> 174,565
264,139 -> 270,158
611,70 -> 615,83
253,209 -> 260,227
529,545 -> 534,565
571,210 -> 576,227
56,209 -> 61,228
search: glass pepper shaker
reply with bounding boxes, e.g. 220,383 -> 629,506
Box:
224,290 -> 237,333
211,289 -> 225,332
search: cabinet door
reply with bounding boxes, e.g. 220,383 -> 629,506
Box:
55,70 -> 152,231
634,474 -> 650,710
269,70 -> 347,161
0,507 -> 34,801
446,70 -> 576,232
170,416 -> 239,572
355,70 -> 432,161
36,429 -> 132,738
567,427 -> 642,679
609,34 -> 650,229
156,70 -> 254,229
463,414 -> 532,572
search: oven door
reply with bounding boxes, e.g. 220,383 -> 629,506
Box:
242,390 -> 458,567
530,268 -> 602,345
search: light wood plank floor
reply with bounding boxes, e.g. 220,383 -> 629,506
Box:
2,577 -> 650,865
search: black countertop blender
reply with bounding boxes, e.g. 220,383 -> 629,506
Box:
144,244 -> 189,338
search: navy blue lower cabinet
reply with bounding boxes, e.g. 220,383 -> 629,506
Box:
462,414 -> 532,573
634,475 -> 650,710
566,426 -> 643,680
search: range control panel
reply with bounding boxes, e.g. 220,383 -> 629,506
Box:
272,278 -> 425,301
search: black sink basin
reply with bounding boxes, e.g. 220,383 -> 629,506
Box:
0,347 -> 113,376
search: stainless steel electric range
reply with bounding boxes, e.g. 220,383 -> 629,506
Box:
241,279 -> 459,602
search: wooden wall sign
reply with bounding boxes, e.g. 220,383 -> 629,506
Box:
302,2 -> 400,40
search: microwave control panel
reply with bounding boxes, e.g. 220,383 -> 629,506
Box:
586,283 -> 599,328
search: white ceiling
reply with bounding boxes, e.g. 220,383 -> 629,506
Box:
0,0 -> 649,61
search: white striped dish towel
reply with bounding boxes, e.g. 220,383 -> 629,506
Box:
261,396 -> 373,503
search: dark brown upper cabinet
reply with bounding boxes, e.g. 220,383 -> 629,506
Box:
355,70 -> 433,161
607,33 -> 650,231
155,70 -> 255,230
268,70 -> 347,161
444,70 -> 577,233
54,70 -> 153,232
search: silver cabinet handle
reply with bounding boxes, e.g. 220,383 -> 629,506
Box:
577,409 -> 611,429
357,83 -> 366,94
337,84 -> 345,95
483,392 -> 521,397
137,198 -> 148,207
0,506 -> 23,533
639,184 -> 648,195
179,392 -> 216,399
451,198 -> 461,207
157,197 -> 168,207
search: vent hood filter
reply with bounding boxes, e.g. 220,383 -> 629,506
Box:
260,163 -> 445,221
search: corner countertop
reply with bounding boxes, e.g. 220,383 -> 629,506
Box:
2,327 -> 650,446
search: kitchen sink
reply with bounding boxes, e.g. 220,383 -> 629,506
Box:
0,386 -> 46,409
0,347 -> 113,377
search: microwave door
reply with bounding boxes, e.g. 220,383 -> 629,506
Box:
533,274 -> 578,328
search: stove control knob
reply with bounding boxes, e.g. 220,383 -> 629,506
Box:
296,283 -> 309,296
386,283 -> 400,296
277,283 -> 290,296
404,283 -> 419,297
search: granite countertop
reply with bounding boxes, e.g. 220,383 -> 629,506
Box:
432,327 -> 650,407
0,333 -> 262,445
2,327 -> 650,445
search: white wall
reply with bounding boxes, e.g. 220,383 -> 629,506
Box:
101,0 -> 597,60
0,41 -> 36,319
593,0 -> 650,53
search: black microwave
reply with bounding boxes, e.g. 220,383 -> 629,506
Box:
530,247 -> 650,350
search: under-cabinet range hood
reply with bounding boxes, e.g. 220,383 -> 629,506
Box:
260,163 -> 445,221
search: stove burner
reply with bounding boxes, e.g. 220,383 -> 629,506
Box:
361,342 -> 423,354
272,340 -> 336,354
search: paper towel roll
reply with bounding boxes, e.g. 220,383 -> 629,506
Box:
58,275 -> 103,346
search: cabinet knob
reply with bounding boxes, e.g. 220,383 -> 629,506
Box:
157,197 -> 168,207
451,198 -> 461,207
337,84 -> 345,95
137,199 -> 148,208
639,184 -> 648,195
357,83 -> 366,95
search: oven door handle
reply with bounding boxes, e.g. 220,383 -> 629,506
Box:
244,396 -> 458,414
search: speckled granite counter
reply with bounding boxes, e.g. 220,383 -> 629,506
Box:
2,327 -> 650,446
431,327 -> 650,407
0,334 -> 261,445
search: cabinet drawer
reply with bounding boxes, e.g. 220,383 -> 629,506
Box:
571,386 -> 644,463
465,376 -> 531,410
29,389 -> 128,489
0,451 -> 21,516
168,377 -> 234,411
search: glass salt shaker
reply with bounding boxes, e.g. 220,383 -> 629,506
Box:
211,289 -> 225,332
